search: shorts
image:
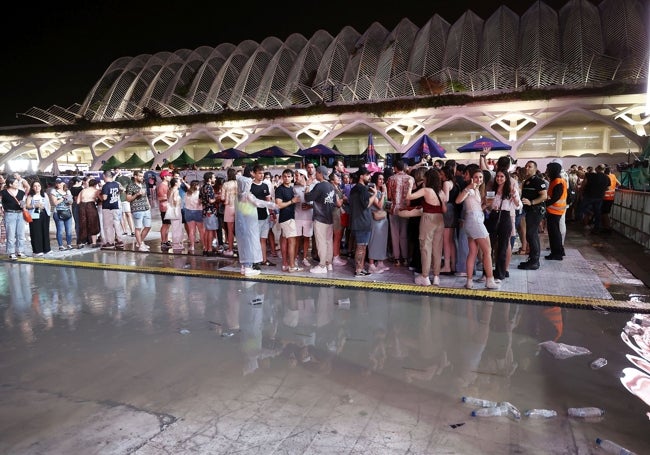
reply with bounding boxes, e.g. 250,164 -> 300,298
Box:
160,211 -> 171,225
295,219 -> 313,237
204,213 -> 218,230
121,201 -> 131,213
279,218 -> 298,238
353,229 -> 371,245
132,210 -> 152,229
224,204 -> 235,223
184,208 -> 203,223
258,218 -> 270,239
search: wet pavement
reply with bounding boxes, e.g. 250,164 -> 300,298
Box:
1,217 -> 649,454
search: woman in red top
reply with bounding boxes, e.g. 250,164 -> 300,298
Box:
406,169 -> 447,287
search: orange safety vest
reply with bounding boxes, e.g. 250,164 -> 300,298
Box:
546,177 -> 567,215
603,174 -> 617,201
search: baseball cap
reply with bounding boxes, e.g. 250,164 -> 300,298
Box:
295,169 -> 307,178
160,170 -> 172,178
55,178 -> 63,183
315,165 -> 329,177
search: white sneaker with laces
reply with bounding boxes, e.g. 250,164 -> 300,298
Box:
302,258 -> 311,267
310,265 -> 328,274
414,275 -> 431,286
433,276 -> 440,286
139,244 -> 150,252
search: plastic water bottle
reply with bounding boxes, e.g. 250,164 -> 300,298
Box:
462,396 -> 498,407
499,401 -> 521,419
471,405 -> 509,417
525,409 -> 557,418
568,407 -> 604,418
590,358 -> 608,369
595,438 -> 636,455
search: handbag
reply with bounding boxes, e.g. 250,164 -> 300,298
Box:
164,204 -> 181,220
372,209 -> 387,221
484,199 -> 504,234
56,207 -> 72,221
10,194 -> 32,223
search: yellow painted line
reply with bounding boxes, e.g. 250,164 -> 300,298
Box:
9,257 -> 650,313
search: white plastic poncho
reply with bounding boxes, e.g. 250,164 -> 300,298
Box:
235,174 -> 277,266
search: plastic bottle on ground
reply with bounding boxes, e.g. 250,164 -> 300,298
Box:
568,407 -> 604,418
471,405 -> 509,417
525,409 -> 557,418
462,396 -> 498,407
595,438 -> 637,455
499,401 -> 521,419
590,358 -> 608,369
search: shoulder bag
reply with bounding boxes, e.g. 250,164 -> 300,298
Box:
484,199 -> 504,234
11,193 -> 32,223
164,204 -> 182,220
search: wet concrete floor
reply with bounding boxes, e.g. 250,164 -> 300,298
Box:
0,221 -> 649,454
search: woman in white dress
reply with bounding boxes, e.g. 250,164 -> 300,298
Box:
455,169 -> 500,290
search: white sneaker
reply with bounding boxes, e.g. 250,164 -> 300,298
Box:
327,264 -> 333,271
332,256 -> 347,266
243,267 -> 261,276
368,264 -> 385,274
310,265 -> 328,274
302,258 -> 311,267
138,244 -> 150,252
432,276 -> 440,286
414,275 -> 431,286
486,278 -> 501,289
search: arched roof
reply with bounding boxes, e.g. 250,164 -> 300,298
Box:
24,0 -> 648,126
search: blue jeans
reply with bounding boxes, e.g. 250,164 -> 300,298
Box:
53,211 -> 73,246
4,211 -> 26,255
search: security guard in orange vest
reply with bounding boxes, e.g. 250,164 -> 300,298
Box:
545,162 -> 567,260
601,166 -> 619,234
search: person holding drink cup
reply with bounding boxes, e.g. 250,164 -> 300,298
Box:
126,170 -> 152,252
26,180 -> 52,256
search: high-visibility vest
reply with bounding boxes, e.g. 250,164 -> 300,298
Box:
547,177 -> 567,215
603,174 -> 617,201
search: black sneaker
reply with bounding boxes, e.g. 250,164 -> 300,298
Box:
354,270 -> 371,277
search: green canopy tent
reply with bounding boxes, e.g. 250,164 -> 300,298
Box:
120,153 -> 148,169
168,150 -> 196,168
100,155 -> 124,171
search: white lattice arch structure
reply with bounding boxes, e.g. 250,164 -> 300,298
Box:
3,0 -> 648,171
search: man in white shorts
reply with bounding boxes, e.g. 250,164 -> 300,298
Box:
293,169 -> 314,267
275,168 -> 302,272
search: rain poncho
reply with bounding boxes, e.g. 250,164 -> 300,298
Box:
235,174 -> 277,266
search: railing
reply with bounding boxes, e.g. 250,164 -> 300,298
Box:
611,189 -> 650,249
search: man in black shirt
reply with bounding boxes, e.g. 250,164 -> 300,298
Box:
518,161 -> 547,270
249,164 -> 275,267
577,164 -> 610,233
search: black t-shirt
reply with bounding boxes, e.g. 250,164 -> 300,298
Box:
582,172 -> 610,199
521,174 -> 547,211
275,184 -> 295,223
250,181 -> 270,220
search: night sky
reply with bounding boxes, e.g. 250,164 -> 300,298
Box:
0,0 -> 597,127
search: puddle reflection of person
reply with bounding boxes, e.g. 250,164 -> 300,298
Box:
452,301 -> 494,394
5,264 -> 37,343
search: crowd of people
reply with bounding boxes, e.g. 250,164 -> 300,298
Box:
0,156 -> 620,288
